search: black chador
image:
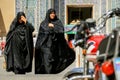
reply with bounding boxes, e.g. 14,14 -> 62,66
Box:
4,12 -> 34,74
35,9 -> 75,74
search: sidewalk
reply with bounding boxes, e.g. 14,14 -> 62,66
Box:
0,56 -> 75,80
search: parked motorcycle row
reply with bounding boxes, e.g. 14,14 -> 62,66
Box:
64,8 -> 120,80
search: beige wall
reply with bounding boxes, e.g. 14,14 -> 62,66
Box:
0,0 -> 15,36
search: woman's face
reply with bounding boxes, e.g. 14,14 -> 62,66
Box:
18,16 -> 23,23
50,12 -> 55,20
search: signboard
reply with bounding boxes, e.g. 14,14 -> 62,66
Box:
64,25 -> 76,34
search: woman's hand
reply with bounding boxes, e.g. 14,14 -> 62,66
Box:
48,23 -> 54,28
21,16 -> 27,24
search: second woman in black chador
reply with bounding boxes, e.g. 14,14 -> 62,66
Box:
35,8 -> 75,74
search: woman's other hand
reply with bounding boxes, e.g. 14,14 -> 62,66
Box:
48,23 -> 54,28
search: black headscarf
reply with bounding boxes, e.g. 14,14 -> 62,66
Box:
7,12 -> 26,34
16,12 -> 26,20
44,8 -> 58,23
5,12 -> 26,43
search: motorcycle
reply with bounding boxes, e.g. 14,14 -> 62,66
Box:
63,8 -> 120,80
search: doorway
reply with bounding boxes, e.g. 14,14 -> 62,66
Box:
65,5 -> 93,47
66,5 -> 93,25
66,5 -> 93,68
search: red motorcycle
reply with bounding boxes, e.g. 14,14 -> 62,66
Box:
95,26 -> 120,80
64,8 -> 120,80
64,18 -> 105,80
94,8 -> 120,80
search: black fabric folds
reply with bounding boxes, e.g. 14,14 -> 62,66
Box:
4,12 -> 34,74
35,9 -> 75,74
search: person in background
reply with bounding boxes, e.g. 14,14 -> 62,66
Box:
4,12 -> 34,74
1,37 -> 6,53
35,8 -> 75,74
0,38 -> 2,56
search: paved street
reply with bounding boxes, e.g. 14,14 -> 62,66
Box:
0,56 -> 75,80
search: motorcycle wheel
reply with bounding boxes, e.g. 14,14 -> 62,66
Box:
63,73 -> 93,80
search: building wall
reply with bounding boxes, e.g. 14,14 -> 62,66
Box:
115,0 -> 120,28
0,0 -> 15,36
0,0 -> 119,36
16,0 -> 52,32
64,0 -> 106,25
106,0 -> 120,33
15,0 -> 107,32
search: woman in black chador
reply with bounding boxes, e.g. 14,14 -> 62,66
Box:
4,12 -> 34,74
35,8 -> 75,74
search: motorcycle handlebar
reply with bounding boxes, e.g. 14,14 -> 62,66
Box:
102,7 -> 120,19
